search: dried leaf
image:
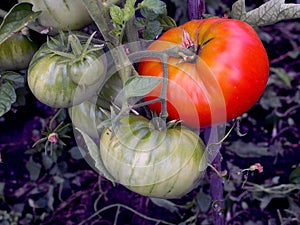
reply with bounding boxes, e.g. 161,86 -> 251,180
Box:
231,0 -> 300,27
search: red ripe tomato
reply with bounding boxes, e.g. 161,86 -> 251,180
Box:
138,18 -> 269,128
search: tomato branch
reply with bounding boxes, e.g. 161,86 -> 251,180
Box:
128,46 -> 196,122
160,54 -> 169,121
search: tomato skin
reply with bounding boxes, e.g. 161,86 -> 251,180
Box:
138,18 -> 269,128
27,42 -> 105,108
100,115 -> 206,199
18,0 -> 92,34
69,100 -> 105,139
0,33 -> 38,70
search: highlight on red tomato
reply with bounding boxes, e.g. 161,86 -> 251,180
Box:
138,18 -> 269,128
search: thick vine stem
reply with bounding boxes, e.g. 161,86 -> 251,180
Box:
186,0 -> 225,223
187,0 -> 206,20
205,126 -> 225,225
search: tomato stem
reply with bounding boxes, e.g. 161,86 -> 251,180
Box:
128,46 -> 195,121
160,54 -> 169,121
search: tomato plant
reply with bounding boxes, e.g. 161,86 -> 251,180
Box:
18,0 -> 92,34
138,18 -> 270,128
100,114 -> 206,199
0,32 -> 38,70
27,32 -> 106,108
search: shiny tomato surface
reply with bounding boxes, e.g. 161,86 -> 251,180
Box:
138,18 -> 269,127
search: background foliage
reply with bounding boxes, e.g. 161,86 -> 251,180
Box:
0,0 -> 300,224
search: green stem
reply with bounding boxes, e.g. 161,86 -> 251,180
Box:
127,46 -> 188,120
82,0 -> 117,47
0,9 -> 7,18
83,0 -> 132,85
125,16 -> 142,52
49,108 -> 64,130
131,98 -> 163,110
160,54 -> 169,120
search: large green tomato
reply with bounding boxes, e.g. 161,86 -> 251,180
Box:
18,0 -> 92,34
27,34 -> 106,108
138,18 -> 269,128
100,115 -> 206,199
0,33 -> 38,70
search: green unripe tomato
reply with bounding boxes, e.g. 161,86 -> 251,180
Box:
18,0 -> 92,34
27,34 -> 106,108
100,115 -> 206,199
0,33 -> 38,70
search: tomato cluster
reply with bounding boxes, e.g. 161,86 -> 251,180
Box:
1,1 -> 270,199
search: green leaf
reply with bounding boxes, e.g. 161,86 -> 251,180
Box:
69,146 -> 84,160
76,128 -> 115,181
123,0 -> 136,21
25,157 -> 42,181
124,75 -> 161,99
289,167 -> 300,184
134,17 -> 146,29
259,87 -> 282,110
231,0 -> 300,27
196,192 -> 212,213
110,5 -> 124,25
125,0 -> 136,8
150,198 -> 179,213
0,3 -> 41,45
270,67 -> 292,87
139,0 -> 167,15
42,154 -> 54,170
157,15 -> 177,31
0,81 -> 16,117
143,20 -> 163,39
140,7 -> 159,20
227,140 -> 274,158
1,71 -> 25,88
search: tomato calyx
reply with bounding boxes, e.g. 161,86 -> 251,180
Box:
149,116 -> 167,132
179,28 -> 214,64
42,31 -> 106,86
46,32 -> 104,63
